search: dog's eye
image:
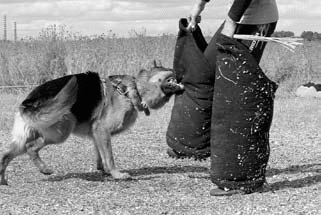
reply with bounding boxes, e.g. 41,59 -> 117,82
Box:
167,77 -> 176,83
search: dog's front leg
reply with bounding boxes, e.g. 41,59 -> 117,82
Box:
93,144 -> 104,172
92,122 -> 130,180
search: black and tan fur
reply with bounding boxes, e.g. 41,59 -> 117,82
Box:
0,62 -> 184,185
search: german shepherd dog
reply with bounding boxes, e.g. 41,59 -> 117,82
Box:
0,62 -> 184,185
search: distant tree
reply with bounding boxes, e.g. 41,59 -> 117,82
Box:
312,32 -> 321,40
272,31 -> 295,37
301,31 -> 314,41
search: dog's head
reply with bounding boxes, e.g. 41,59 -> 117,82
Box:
136,60 -> 184,109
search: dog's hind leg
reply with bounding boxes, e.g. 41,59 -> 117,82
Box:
92,122 -> 130,180
0,113 -> 31,185
26,137 -> 53,175
27,115 -> 76,175
0,140 -> 27,185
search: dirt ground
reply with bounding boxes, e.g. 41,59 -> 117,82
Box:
0,93 -> 320,215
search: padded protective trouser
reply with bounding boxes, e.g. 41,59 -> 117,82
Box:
210,33 -> 277,191
166,19 -> 216,158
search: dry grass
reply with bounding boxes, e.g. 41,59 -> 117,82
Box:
261,41 -> 321,95
0,93 -> 320,215
1,26 -> 321,92
0,33 -> 176,86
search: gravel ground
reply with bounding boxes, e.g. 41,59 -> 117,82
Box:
0,93 -> 320,215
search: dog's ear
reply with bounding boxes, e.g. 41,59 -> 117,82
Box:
153,59 -> 163,68
136,69 -> 150,82
146,59 -> 163,70
153,60 -> 158,68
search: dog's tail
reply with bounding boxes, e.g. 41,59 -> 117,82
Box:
20,77 -> 78,128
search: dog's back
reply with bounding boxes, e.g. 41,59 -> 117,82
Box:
21,72 -> 104,125
20,75 -> 78,129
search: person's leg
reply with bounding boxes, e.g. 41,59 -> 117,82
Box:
210,22 -> 278,196
234,22 -> 277,63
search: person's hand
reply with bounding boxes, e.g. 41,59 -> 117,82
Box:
187,15 -> 201,32
186,0 -> 207,32
221,16 -> 237,38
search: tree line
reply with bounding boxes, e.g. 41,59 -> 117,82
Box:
272,30 -> 321,41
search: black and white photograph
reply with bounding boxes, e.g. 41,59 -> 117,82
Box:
0,0 -> 320,214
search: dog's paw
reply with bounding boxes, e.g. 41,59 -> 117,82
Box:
40,167 -> 54,175
111,170 -> 131,180
96,162 -> 104,172
0,178 -> 8,186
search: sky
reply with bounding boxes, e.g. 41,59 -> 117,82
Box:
0,0 -> 320,39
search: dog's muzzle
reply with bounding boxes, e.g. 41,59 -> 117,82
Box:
162,77 -> 185,96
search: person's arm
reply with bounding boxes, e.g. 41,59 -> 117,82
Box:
221,0 -> 253,37
228,0 -> 253,22
187,0 -> 210,31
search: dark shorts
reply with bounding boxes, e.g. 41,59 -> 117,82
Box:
235,22 -> 277,63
